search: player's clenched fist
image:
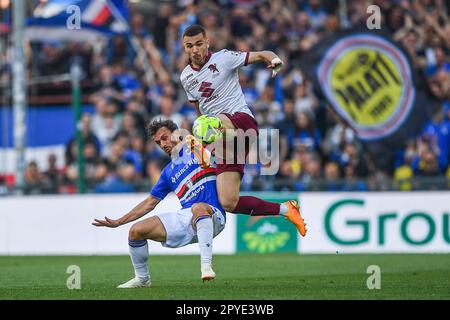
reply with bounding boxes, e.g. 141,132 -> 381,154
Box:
267,57 -> 283,78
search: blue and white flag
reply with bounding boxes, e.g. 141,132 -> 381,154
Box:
26,0 -> 129,42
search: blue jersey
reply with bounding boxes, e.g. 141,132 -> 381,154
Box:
150,144 -> 225,217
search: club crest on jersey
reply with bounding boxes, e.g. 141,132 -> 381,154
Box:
208,64 -> 219,74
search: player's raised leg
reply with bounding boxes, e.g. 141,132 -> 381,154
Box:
193,113 -> 307,236
216,172 -> 307,236
118,216 -> 166,288
191,203 -> 216,281
216,171 -> 279,215
283,200 -> 307,237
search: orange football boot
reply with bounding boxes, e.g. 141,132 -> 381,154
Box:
186,135 -> 211,169
283,200 -> 307,237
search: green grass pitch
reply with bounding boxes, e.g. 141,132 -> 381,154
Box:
0,254 -> 449,299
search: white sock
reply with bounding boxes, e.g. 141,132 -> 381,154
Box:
196,217 -> 213,265
279,204 -> 288,216
128,239 -> 150,281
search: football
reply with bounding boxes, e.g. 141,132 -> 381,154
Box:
192,115 -> 223,144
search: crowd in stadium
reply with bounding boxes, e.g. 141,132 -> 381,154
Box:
2,0 -> 450,194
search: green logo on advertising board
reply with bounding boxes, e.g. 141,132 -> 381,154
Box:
237,217 -> 297,253
236,194 -> 299,253
242,222 -> 290,253
324,199 -> 450,246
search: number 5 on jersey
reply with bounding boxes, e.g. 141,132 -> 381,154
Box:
199,82 -> 215,98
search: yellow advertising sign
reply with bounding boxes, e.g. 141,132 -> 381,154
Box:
318,35 -> 415,140
331,50 -> 403,126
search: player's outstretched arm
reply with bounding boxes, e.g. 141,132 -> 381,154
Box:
92,195 -> 160,228
247,51 -> 283,77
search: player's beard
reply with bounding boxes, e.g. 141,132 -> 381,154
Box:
163,147 -> 172,155
165,140 -> 181,157
192,51 -> 206,66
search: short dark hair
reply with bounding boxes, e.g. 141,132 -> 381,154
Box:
146,119 -> 178,139
182,24 -> 206,38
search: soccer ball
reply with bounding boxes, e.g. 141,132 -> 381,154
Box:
192,115 -> 222,144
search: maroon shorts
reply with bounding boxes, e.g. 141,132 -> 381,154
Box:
215,112 -> 259,176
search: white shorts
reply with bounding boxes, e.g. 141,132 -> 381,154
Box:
156,205 -> 226,248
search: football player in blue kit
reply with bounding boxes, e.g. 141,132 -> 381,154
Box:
93,119 -> 225,288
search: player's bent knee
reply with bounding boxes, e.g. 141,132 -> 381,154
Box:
191,203 -> 212,216
218,195 -> 239,212
129,223 -> 146,241
191,203 -> 213,227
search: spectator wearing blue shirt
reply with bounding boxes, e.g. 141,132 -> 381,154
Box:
421,111 -> 450,171
443,101 -> 450,121
323,161 -> 342,192
302,0 -> 328,29
95,162 -> 136,193
106,35 -> 136,67
124,134 -> 145,175
289,111 -> 321,152
341,165 -> 368,192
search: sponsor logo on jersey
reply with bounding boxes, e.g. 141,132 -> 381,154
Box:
205,94 -> 219,103
187,78 -> 199,91
184,184 -> 205,202
174,158 -> 196,181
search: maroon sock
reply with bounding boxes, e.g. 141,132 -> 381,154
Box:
232,196 -> 280,216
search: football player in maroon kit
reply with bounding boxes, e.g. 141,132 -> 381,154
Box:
180,25 -> 306,237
